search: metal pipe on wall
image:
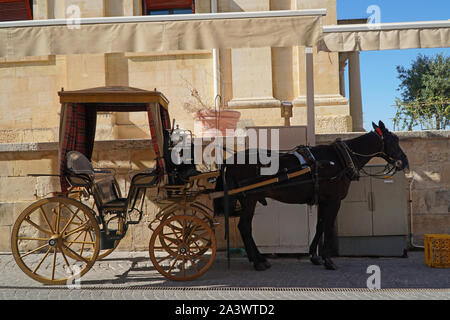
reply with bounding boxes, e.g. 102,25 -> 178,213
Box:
211,0 -> 221,111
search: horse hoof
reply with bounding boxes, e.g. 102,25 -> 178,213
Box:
310,255 -> 323,265
263,260 -> 272,269
254,262 -> 267,271
323,259 -> 337,270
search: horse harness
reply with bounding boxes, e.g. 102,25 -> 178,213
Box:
332,139 -> 360,181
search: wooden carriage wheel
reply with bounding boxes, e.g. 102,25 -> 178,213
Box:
152,202 -> 215,257
149,215 -> 216,281
11,197 -> 100,285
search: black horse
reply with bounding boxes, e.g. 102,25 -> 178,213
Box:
214,121 -> 409,271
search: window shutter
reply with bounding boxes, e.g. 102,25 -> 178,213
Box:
0,0 -> 32,22
145,0 -> 193,11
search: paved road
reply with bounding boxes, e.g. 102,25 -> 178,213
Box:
0,251 -> 448,300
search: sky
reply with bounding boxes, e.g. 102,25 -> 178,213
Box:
336,0 -> 450,131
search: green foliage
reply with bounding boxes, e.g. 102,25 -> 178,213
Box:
393,53 -> 449,131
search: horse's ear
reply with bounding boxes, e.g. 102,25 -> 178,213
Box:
372,122 -> 379,130
373,122 -> 383,137
378,121 -> 386,130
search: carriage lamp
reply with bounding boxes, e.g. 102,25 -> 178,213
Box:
281,101 -> 293,126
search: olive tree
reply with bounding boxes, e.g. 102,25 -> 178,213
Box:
393,53 -> 449,131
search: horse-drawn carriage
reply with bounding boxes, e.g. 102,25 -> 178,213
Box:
11,86 -> 221,284
11,86 -> 409,285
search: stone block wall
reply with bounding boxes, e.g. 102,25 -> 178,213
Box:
1,131 -> 448,252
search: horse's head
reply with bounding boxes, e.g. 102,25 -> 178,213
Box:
372,121 -> 409,171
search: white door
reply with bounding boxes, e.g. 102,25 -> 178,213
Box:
252,199 -> 311,253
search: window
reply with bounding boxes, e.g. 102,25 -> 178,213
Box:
0,0 -> 33,22
143,0 -> 194,15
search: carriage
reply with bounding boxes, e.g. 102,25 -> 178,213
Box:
11,86 -> 221,284
10,85 -> 408,285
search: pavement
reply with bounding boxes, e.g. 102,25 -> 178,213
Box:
0,250 -> 449,300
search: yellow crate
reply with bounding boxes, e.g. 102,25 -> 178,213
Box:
424,234 -> 450,268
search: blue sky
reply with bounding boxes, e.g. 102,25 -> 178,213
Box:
337,0 -> 450,131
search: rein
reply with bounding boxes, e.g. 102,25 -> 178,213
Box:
339,131 -> 399,179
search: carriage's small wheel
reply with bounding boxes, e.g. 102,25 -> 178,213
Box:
11,197 -> 100,285
156,203 -> 215,257
149,215 -> 216,281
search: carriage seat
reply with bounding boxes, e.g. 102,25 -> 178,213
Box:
66,151 -> 127,210
66,151 -> 159,212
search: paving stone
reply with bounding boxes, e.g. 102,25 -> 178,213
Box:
0,251 -> 449,300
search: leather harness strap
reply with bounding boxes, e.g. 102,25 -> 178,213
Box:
333,139 -> 360,181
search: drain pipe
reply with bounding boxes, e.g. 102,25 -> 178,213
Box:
211,0 -> 220,111
409,175 -> 424,249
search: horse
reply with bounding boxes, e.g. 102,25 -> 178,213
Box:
213,121 -> 409,271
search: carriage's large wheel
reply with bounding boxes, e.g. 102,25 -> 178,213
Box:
11,197 -> 100,285
149,215 -> 216,281
153,203 -> 215,257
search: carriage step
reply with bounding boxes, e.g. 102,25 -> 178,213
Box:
100,230 -> 123,249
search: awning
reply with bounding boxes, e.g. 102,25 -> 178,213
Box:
319,20 -> 450,52
0,10 -> 325,58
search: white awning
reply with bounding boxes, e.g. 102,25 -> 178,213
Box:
319,20 -> 450,52
0,10 -> 325,58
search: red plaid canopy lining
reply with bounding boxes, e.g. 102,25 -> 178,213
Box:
59,103 -> 169,192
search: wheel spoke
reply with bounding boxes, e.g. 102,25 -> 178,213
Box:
32,247 -> 52,274
65,240 -> 96,245
64,222 -> 89,238
186,254 -> 199,273
157,255 -> 173,264
186,224 -> 199,242
63,244 -> 89,263
24,217 -> 52,235
39,206 -> 55,234
60,247 -> 73,275
181,256 -> 186,277
60,206 -> 81,235
189,231 -> 209,244
168,255 -> 181,274
160,234 -> 179,246
51,247 -> 57,280
167,224 -> 182,241
20,243 -> 49,259
18,237 -> 49,241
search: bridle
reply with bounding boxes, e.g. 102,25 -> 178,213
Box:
340,131 -> 401,179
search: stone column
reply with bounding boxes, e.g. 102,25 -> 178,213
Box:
226,0 -> 280,110
339,53 -> 348,97
348,51 -> 364,132
33,0 -> 49,20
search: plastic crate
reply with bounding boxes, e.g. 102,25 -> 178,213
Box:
424,234 -> 450,268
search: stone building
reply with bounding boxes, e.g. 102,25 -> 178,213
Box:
0,0 -> 448,252
0,0 -> 356,145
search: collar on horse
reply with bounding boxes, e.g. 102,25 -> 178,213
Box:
333,139 -> 360,181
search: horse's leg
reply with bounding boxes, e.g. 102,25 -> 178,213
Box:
237,198 -> 268,271
246,199 -> 271,269
309,210 -> 324,265
321,200 -> 341,270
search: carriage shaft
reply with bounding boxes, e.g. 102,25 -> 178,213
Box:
209,167 -> 311,199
